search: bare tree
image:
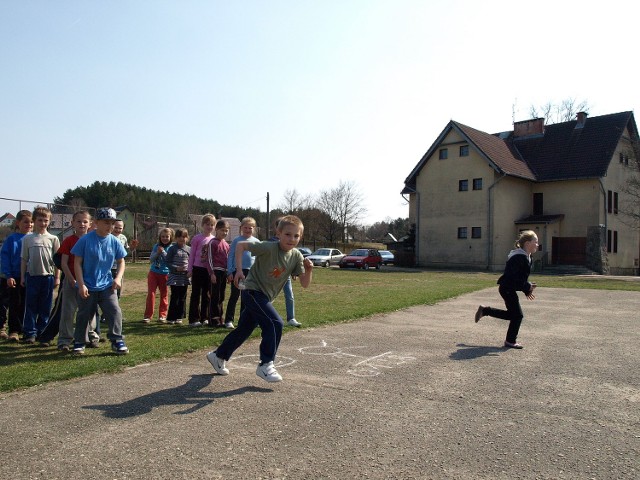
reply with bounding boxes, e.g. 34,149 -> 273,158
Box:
619,139 -> 640,230
278,189 -> 313,214
316,180 -> 367,243
529,98 -> 590,124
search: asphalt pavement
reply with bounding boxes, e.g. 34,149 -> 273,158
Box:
0,287 -> 638,479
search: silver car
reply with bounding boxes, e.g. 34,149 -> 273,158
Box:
307,248 -> 345,267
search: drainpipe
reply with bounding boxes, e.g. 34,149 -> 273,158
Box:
599,178 -> 608,272
401,190 -> 419,266
487,174 -> 506,270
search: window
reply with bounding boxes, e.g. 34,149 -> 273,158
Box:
458,179 -> 468,191
459,145 -> 469,157
471,227 -> 482,239
457,227 -> 467,239
533,193 -> 543,216
608,230 -> 618,253
472,178 -> 483,190
439,148 -> 448,160
608,190 -> 619,214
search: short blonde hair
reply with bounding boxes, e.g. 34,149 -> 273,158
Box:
276,215 -> 304,233
201,213 -> 216,226
32,205 -> 51,220
241,216 -> 257,228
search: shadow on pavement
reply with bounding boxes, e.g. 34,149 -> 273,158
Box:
449,343 -> 504,360
83,374 -> 271,418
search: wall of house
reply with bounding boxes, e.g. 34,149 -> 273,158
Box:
414,131 -> 496,269
490,175 -> 532,270
601,132 -> 640,274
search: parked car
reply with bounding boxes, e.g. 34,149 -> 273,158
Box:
339,249 -> 383,270
307,248 -> 345,267
297,247 -> 313,257
379,250 -> 395,265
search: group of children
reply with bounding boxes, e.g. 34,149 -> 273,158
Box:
0,206 -> 130,355
1,204 -> 537,383
142,214 -> 303,331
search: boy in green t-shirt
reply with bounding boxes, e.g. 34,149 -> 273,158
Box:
207,215 -> 313,382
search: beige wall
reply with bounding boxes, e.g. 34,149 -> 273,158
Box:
409,127 -> 640,274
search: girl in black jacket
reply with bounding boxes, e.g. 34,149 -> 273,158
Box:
475,230 -> 538,349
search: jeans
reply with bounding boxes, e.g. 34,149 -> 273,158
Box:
216,289 -> 284,365
283,276 -> 295,321
224,268 -> 249,323
23,274 -> 54,338
74,288 -> 123,344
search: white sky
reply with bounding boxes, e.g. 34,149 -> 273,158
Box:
1,0 -> 638,225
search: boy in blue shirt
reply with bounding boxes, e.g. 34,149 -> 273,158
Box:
71,208 -> 129,355
207,215 -> 313,382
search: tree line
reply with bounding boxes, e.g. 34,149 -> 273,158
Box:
53,180 -> 411,244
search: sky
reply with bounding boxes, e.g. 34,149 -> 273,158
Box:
1,0 -> 638,225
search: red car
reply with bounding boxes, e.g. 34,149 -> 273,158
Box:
338,249 -> 383,270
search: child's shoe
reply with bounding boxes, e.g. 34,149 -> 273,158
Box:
224,321 -> 235,329
256,361 -> 282,382
0,328 -> 8,340
8,332 -> 19,342
158,317 -> 167,324
504,341 -> 524,349
142,318 -> 151,324
111,340 -> 129,355
72,343 -> 85,355
207,351 -> 229,375
475,305 -> 486,323
287,318 -> 301,327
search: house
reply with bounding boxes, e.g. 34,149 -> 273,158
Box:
0,213 -> 15,228
402,111 -> 640,275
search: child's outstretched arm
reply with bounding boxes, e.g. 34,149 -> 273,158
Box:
298,258 -> 314,288
233,241 -> 249,287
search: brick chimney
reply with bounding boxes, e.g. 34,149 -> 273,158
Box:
575,111 -> 588,129
513,118 -> 544,138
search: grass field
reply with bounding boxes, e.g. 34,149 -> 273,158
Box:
1,263 -> 638,393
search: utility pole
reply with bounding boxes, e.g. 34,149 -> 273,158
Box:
266,192 -> 270,239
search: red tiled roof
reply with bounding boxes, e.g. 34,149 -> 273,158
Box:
452,121 -> 536,180
403,111 -> 637,193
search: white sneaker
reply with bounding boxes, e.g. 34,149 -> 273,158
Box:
224,321 -> 235,329
207,351 -> 229,375
142,318 -> 151,324
287,318 -> 301,327
256,361 -> 282,382
189,321 -> 202,327
158,317 -> 167,324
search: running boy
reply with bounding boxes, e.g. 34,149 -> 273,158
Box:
20,206 -> 60,343
207,215 -> 313,382
71,208 -> 129,355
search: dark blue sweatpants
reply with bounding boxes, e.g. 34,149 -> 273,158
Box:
215,289 -> 284,365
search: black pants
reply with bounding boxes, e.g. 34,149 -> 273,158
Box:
4,279 -> 25,335
208,270 -> 227,326
188,266 -> 211,323
484,285 -> 523,343
168,285 -> 188,321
